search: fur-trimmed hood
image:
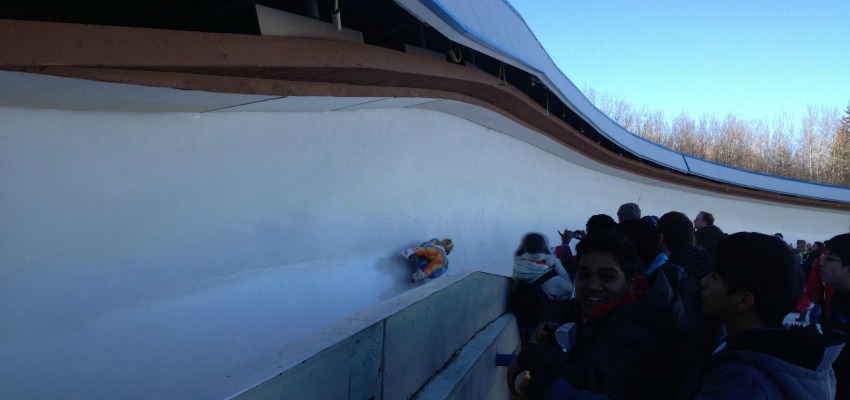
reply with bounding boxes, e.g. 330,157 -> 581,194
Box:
513,252 -> 559,282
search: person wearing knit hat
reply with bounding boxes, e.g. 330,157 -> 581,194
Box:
617,202 -> 641,223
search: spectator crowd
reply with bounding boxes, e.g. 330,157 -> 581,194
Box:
505,203 -> 850,400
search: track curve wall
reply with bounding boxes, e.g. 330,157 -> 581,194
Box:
1,103 -> 848,398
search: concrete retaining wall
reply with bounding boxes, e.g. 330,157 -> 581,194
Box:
228,270 -> 513,400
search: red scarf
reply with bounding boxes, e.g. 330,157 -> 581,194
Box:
581,276 -> 651,321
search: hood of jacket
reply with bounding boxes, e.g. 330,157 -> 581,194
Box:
513,252 -> 555,282
682,327 -> 842,399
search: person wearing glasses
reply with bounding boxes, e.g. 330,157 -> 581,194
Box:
817,233 -> 850,399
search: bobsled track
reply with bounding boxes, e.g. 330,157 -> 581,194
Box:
1,1 -> 849,398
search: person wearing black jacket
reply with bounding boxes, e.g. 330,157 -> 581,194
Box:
657,211 -> 714,281
617,219 -> 721,374
507,230 -> 686,400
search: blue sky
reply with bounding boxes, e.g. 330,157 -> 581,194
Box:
506,0 -> 850,123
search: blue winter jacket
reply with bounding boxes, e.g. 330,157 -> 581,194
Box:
676,327 -> 843,400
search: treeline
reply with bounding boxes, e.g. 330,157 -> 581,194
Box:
583,87 -> 850,188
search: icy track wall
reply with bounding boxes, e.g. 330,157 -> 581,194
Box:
1,105 -> 848,399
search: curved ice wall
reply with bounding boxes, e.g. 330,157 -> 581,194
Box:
2,2 -> 850,398
1,103 -> 848,399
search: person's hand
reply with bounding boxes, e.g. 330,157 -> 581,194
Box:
534,321 -> 561,345
506,359 -> 524,396
558,229 -> 572,245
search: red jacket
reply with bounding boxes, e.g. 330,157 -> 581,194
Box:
806,257 -> 837,318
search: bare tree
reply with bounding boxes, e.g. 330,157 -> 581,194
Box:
827,103 -> 850,186
581,87 -> 848,188
797,106 -> 838,183
766,116 -> 796,178
670,112 -> 697,155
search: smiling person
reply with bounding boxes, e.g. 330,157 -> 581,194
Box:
507,230 -> 686,400
818,233 -> 850,399
677,232 -> 842,400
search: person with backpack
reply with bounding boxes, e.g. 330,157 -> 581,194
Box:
511,233 -> 573,340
